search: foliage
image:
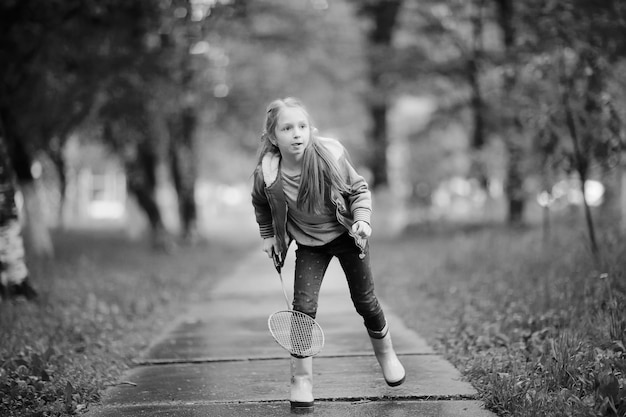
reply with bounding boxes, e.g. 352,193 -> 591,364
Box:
372,215 -> 626,416
0,229 -> 256,416
514,1 -> 626,173
3,0 -> 626,231
0,0 -> 171,251
0,0 -> 161,157
386,0 -> 626,227
207,0 -> 369,166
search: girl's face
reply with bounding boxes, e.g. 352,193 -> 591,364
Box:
272,107 -> 311,163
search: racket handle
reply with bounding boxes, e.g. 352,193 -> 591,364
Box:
271,250 -> 290,307
272,251 -> 283,273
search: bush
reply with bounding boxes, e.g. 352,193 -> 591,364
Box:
372,218 -> 626,417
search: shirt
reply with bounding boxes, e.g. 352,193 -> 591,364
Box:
281,169 -> 345,246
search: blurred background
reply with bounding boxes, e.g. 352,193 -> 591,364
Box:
1,0 -> 625,255
2,3 -> 626,416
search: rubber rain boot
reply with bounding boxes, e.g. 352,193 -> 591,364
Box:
290,356 -> 314,414
368,324 -> 406,386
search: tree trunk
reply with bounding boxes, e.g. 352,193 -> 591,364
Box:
361,0 -> 402,189
505,139 -> 525,225
0,113 -> 54,257
494,0 -> 526,225
560,51 -> 603,257
562,80 -> 598,255
466,1 -> 490,191
168,108 -> 198,242
621,155 -> 626,233
47,145 -> 68,227
469,58 -> 486,150
580,179 -> 598,256
0,138 -> 30,287
125,142 -> 171,251
468,1 -> 487,151
368,103 -> 389,188
468,57 -> 489,190
20,181 -> 55,258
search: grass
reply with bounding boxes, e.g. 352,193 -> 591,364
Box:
1,208 -> 625,416
0,227 -> 257,416
371,215 -> 626,417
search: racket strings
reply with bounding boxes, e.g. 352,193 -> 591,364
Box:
268,311 -> 324,357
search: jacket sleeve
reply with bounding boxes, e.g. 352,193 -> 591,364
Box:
251,169 -> 275,239
338,147 -> 372,225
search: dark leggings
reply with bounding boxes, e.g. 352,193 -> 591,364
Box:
292,232 -> 386,332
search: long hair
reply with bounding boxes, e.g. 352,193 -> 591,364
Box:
257,97 -> 349,214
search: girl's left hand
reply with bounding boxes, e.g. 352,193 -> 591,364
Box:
351,221 -> 372,239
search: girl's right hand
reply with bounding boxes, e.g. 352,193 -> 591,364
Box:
262,237 -> 278,259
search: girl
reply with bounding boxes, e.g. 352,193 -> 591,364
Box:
251,97 -> 405,413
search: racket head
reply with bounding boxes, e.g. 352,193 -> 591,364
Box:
268,310 -> 324,357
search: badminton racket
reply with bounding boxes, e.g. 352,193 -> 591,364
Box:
267,252 -> 325,358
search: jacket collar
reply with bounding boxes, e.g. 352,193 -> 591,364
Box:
260,137 -> 343,188
261,152 -> 281,187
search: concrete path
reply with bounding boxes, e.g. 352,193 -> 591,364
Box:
85,247 -> 497,417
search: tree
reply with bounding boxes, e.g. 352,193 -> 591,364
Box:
399,0 -> 500,183
0,0 -> 245,249
354,0 -> 403,189
489,0 -> 528,225
0,138 -> 37,300
517,0 -> 626,251
0,0 -> 165,254
193,0 -> 369,174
